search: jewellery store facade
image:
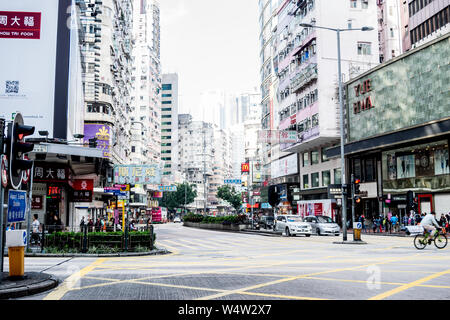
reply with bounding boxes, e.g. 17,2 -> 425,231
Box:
328,34 -> 450,220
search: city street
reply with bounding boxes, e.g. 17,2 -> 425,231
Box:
9,223 -> 450,301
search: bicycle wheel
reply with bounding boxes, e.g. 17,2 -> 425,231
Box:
414,234 -> 427,250
434,234 -> 448,249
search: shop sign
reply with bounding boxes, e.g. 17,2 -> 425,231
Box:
34,164 -> 71,183
241,163 -> 250,173
0,11 -> 42,39
71,190 -> 92,203
114,164 -> 161,185
83,124 -> 111,158
47,185 -> 61,199
158,185 -> 177,192
353,79 -> 374,114
71,179 -> 94,203
224,179 -> 242,185
31,195 -> 43,210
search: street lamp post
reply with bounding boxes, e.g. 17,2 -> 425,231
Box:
299,23 -> 373,242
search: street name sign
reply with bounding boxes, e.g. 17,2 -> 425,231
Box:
7,190 -> 27,223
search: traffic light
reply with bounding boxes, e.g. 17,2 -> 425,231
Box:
354,178 -> 361,195
89,137 -> 98,148
355,196 -> 362,204
268,185 -> 280,207
7,113 -> 35,189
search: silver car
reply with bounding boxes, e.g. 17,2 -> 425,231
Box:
303,216 -> 341,236
275,215 -> 312,237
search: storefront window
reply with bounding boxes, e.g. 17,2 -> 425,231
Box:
382,140 -> 449,181
303,152 -> 309,167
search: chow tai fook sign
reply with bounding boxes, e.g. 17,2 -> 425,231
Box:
71,179 -> 94,203
353,79 -> 374,114
0,11 -> 42,39
114,165 -> 161,185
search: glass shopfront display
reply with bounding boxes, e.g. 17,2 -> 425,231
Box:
382,140 -> 450,192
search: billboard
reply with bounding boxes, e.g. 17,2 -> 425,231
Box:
83,124 -> 111,158
271,154 -> 298,179
114,165 -> 162,185
0,0 -> 79,140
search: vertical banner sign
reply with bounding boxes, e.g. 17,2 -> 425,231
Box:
83,124 -> 111,158
0,11 -> 42,39
7,190 -> 27,223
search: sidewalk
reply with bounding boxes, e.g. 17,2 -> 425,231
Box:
0,272 -> 59,299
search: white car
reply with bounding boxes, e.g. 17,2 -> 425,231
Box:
274,215 -> 312,237
173,217 -> 181,223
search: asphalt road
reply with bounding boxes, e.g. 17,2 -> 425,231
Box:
9,223 -> 450,300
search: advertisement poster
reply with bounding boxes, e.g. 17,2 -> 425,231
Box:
84,124 -> 111,158
298,200 -> 334,219
396,154 -> 415,179
0,0 -> 59,136
435,149 -> 450,175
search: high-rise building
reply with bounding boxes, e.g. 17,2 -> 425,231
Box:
272,0 -> 380,214
161,73 -> 179,179
130,0 -> 161,165
78,0 -> 134,164
377,0 -> 405,62
407,0 -> 449,48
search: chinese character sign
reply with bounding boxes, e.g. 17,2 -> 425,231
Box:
0,11 -> 41,39
114,165 -> 161,185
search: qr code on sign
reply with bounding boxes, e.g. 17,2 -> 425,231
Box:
6,81 -> 19,94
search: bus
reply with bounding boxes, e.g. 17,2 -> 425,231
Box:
151,207 -> 168,224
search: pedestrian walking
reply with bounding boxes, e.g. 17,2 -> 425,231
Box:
390,215 -> 399,233
359,214 -> 366,233
95,218 -> 101,232
31,214 -> 41,245
87,218 -> 94,232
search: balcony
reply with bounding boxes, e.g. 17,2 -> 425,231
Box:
290,63 -> 317,93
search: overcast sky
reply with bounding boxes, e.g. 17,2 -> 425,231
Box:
159,0 -> 260,117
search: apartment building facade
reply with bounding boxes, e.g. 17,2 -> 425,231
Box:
78,0 -> 134,164
273,0 -> 379,217
161,73 -> 179,179
130,0 -> 161,165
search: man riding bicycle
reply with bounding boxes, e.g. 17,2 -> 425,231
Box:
421,212 -> 441,242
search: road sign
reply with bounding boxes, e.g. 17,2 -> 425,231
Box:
353,222 -> 362,230
7,190 -> 27,223
158,185 -> 177,192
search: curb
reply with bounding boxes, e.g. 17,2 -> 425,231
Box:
17,248 -> 170,258
0,273 -> 59,300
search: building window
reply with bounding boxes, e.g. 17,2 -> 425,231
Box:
131,146 -> 136,153
321,147 -> 329,162
334,168 -> 342,185
357,42 -> 372,55
322,171 -> 331,187
162,84 -> 172,90
311,173 -> 320,188
361,0 -> 368,9
162,101 -> 172,105
311,150 -> 319,165
303,174 -> 309,189
162,94 -> 172,97
350,0 -> 357,8
303,152 -> 309,167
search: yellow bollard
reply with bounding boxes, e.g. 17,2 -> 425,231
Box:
8,246 -> 25,277
354,229 -> 362,241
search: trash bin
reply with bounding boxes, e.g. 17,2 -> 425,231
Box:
6,230 -> 27,278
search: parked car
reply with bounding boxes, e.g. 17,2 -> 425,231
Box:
303,216 -> 341,236
274,215 -> 312,237
260,216 -> 275,230
174,217 -> 182,223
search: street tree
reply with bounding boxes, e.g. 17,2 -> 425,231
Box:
160,183 -> 197,213
217,185 -> 242,213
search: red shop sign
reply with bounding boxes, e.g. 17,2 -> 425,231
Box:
0,11 -> 42,39
72,179 -> 94,191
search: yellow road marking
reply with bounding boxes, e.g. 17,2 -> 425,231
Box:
368,269 -> 450,300
196,255 -> 421,300
43,258 -> 106,300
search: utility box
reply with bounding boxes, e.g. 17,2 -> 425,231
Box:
6,230 -> 28,248
6,230 -> 27,278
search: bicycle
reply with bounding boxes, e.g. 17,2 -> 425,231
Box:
414,228 -> 448,250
